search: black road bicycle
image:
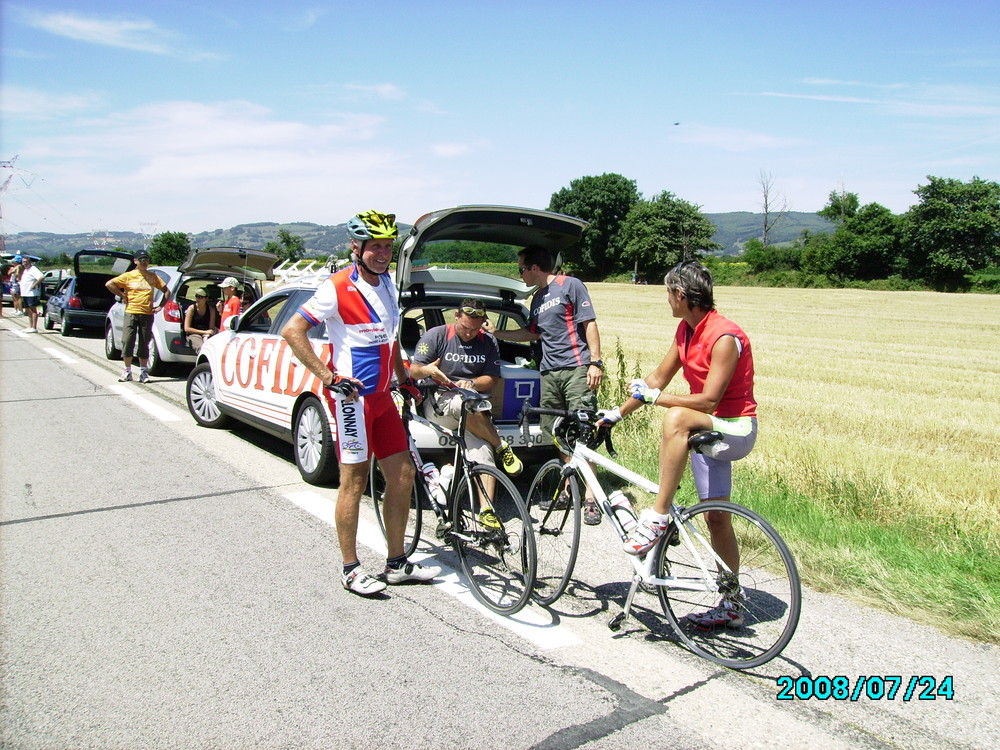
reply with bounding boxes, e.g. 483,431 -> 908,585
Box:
369,382 -> 536,615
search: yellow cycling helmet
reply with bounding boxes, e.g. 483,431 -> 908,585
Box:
347,210 -> 398,241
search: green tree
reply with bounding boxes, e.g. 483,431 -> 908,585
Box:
901,176 -> 1000,290
619,191 -> 719,281
263,229 -> 305,263
548,173 -> 641,279
741,238 -> 801,273
148,231 -> 191,266
803,203 -> 899,280
833,203 -> 899,280
818,188 -> 860,226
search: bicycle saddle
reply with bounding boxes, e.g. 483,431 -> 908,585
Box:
688,430 -> 726,453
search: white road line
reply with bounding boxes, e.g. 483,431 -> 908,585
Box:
283,489 -> 582,650
109,383 -> 182,422
44,347 -> 78,364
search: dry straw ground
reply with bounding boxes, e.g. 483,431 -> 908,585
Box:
588,283 -> 1000,540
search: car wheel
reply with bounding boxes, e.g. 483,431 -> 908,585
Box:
44,313 -> 55,331
186,363 -> 232,428
105,325 -> 122,360
59,314 -> 72,336
293,396 -> 340,486
146,338 -> 166,376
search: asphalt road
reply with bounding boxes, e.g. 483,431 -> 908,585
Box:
2,318 -> 998,750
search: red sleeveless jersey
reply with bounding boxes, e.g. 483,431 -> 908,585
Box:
676,309 -> 756,418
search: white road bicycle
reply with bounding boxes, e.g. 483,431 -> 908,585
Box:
520,405 -> 801,669
369,382 -> 536,616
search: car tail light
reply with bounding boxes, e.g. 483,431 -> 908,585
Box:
163,300 -> 181,323
67,295 -> 83,309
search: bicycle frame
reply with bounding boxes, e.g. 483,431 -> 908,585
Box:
524,405 -> 801,666
568,442 -> 729,596
398,386 -> 498,536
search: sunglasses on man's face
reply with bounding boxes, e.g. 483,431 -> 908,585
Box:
517,266 -> 529,275
460,306 -> 487,319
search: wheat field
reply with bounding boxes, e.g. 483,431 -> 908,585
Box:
588,283 -> 1000,538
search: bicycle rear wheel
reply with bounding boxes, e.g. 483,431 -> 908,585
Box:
451,464 -> 536,615
370,459 -> 422,558
526,458 -> 581,605
655,500 -> 800,669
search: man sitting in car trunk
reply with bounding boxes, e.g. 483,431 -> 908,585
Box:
408,299 -> 524,526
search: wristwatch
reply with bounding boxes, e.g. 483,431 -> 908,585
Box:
589,360 -> 604,369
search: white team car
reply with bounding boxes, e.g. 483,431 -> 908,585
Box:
185,205 -> 588,485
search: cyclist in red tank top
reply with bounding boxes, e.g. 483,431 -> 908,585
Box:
599,261 -> 759,628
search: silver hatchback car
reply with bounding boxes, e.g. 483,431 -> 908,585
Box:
105,247 -> 277,375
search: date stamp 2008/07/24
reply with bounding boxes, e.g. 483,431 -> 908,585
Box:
776,675 -> 954,702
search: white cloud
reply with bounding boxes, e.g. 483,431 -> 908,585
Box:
429,143 -> 472,158
759,91 -> 878,105
0,84 -> 102,118
802,78 -> 906,90
343,83 -> 407,101
4,98 -> 454,232
284,7 -> 327,31
23,10 -> 175,54
675,125 -> 809,152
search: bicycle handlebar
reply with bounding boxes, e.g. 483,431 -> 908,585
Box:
518,403 -> 616,456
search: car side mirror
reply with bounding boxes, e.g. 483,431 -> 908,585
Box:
227,315 -> 239,331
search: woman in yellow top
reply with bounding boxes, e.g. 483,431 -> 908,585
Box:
106,251 -> 170,383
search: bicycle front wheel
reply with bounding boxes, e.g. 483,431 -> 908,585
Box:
655,500 -> 801,669
451,464 -> 536,615
370,459 -> 422,558
526,458 -> 581,606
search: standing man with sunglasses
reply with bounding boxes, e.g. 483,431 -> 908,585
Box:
408,298 -> 524,525
490,245 -> 605,525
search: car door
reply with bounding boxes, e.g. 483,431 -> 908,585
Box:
214,289 -> 319,432
46,277 -> 73,322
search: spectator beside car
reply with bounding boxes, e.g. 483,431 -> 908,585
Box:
18,256 -> 44,332
218,277 -> 242,331
183,288 -> 217,352
0,262 -> 11,318
8,256 -> 24,317
490,244 -> 605,525
408,298 -> 524,490
105,250 -> 171,383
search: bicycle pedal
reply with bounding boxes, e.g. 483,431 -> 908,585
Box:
435,521 -> 452,540
608,611 -> 626,631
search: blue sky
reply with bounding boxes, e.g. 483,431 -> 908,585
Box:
2,1 -> 999,238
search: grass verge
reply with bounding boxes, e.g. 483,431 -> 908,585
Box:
598,408 -> 1000,644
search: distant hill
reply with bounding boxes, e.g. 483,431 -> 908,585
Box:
2,221 -> 376,259
4,212 -> 834,259
704,211 -> 835,254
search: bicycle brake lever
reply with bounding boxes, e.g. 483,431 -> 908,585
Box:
603,427 -> 617,458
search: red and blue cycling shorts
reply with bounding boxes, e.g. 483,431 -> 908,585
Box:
324,389 -> 407,465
